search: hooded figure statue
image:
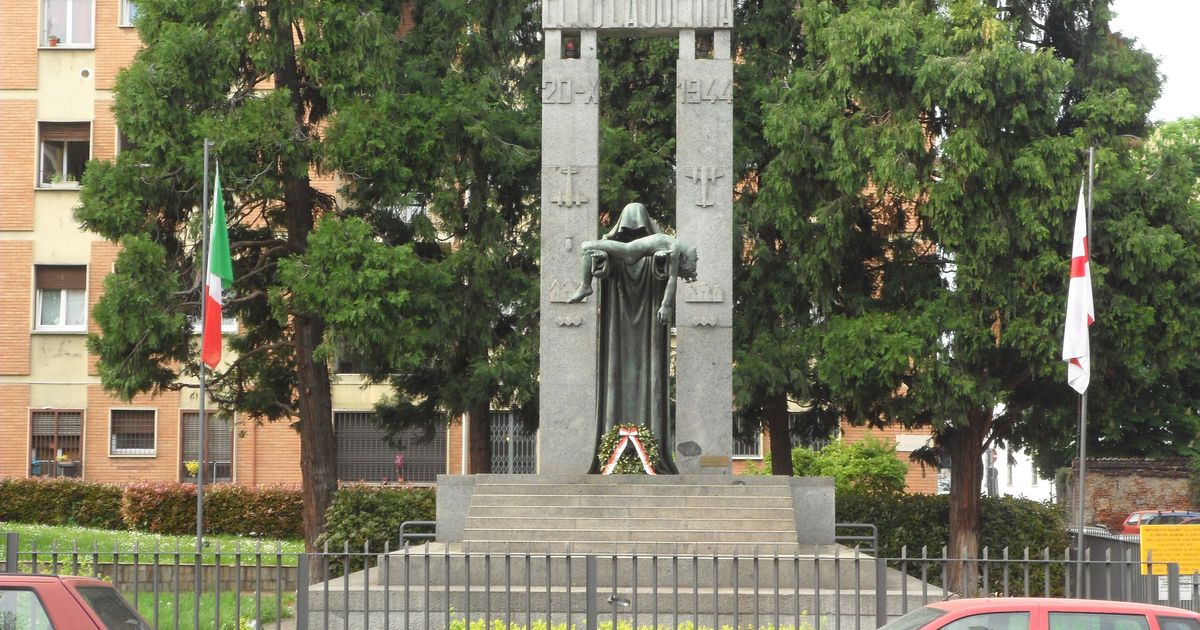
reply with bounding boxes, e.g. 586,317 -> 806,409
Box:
580,202 -> 680,473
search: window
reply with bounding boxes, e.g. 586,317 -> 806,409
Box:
1049,612 -> 1151,630
30,410 -> 83,478
0,589 -> 53,630
489,411 -> 537,473
941,612 -> 1030,630
334,411 -> 446,484
180,411 -> 233,482
732,414 -> 762,459
39,122 -> 90,187
76,586 -> 152,630
1159,618 -> 1200,630
35,265 -> 87,331
43,0 -> 94,46
119,0 -> 138,27
110,409 -> 156,456
788,411 -> 837,451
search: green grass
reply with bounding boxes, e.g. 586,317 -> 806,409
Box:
132,590 -> 295,630
1,521 -> 304,566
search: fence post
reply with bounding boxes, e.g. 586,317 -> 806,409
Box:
875,556 -> 888,629
296,552 -> 309,630
5,533 -> 17,573
586,555 -> 597,630
1168,563 -> 1180,609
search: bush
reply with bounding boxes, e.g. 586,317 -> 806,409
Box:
120,482 -> 197,535
318,485 -> 437,574
745,437 -> 908,495
0,478 -> 124,529
837,489 -> 1070,591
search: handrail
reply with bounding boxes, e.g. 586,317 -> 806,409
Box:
399,520 -> 436,547
834,522 -> 878,555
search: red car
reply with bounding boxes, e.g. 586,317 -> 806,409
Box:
0,574 -> 152,629
880,597 -> 1200,630
1122,511 -> 1200,534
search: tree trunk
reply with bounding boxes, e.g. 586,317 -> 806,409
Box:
766,392 -> 793,476
295,314 -> 337,554
467,403 -> 492,474
943,407 -> 991,596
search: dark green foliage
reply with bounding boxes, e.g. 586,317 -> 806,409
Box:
316,485 -> 436,575
0,478 -> 124,530
838,489 -> 1070,591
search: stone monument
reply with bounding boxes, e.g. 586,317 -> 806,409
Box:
538,0 -> 734,475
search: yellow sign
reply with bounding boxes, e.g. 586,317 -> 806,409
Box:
1140,525 -> 1200,575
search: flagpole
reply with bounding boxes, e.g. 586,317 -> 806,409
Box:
1074,146 -> 1095,596
196,138 -> 212,628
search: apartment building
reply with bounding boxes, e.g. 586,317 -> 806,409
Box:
0,0 -> 468,487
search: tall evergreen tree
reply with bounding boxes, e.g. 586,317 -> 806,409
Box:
77,0 -> 428,551
758,0 -> 1192,591
325,0 -> 543,473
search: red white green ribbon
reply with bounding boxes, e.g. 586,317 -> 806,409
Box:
601,426 -> 657,475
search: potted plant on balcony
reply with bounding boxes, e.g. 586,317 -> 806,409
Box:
48,34 -> 60,47
184,460 -> 200,479
47,172 -> 78,188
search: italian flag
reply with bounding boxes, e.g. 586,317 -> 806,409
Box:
201,165 -> 234,369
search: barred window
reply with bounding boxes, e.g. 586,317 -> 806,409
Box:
30,410 -> 83,478
110,410 -> 156,456
732,414 -> 762,459
788,412 -> 836,451
180,412 -> 233,482
334,411 -> 446,484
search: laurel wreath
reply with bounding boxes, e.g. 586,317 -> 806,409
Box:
597,423 -> 660,474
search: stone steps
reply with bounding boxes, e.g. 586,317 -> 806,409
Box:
460,475 -> 805,546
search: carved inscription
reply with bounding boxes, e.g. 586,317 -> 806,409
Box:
543,0 -> 734,29
547,278 -> 581,303
676,78 -> 732,104
542,77 -> 599,105
683,282 -> 724,303
549,167 -> 590,207
683,166 -> 724,208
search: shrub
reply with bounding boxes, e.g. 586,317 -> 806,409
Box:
318,485 -> 437,574
120,482 -> 197,535
744,437 -> 908,495
0,478 -> 124,529
207,484 -> 303,539
837,488 -> 1070,591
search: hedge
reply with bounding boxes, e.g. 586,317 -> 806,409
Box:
837,489 -> 1071,591
0,478 -> 305,539
317,484 -> 437,575
0,478 -> 124,529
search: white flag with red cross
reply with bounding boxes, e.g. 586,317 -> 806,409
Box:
1062,181 -> 1093,394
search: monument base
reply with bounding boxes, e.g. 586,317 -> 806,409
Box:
435,473 -> 834,546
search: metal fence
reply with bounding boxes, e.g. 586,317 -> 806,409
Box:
3,532 -> 1198,629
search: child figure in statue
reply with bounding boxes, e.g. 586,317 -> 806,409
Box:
568,232 -> 699,325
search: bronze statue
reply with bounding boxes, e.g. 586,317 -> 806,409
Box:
568,203 -> 698,473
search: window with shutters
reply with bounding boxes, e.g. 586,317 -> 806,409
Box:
110,409 -> 156,456
29,410 -> 83,478
34,265 -> 87,332
179,412 -> 233,482
43,0 -> 95,47
38,122 -> 91,187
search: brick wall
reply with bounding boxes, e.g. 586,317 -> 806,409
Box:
0,385 -> 32,478
237,418 -> 303,485
88,240 -> 120,375
0,101 -> 38,230
446,417 -> 464,475
92,99 -> 117,160
94,0 -> 141,90
0,242 -> 34,375
0,1 -> 39,89
84,385 -> 181,483
1069,458 -> 1195,531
